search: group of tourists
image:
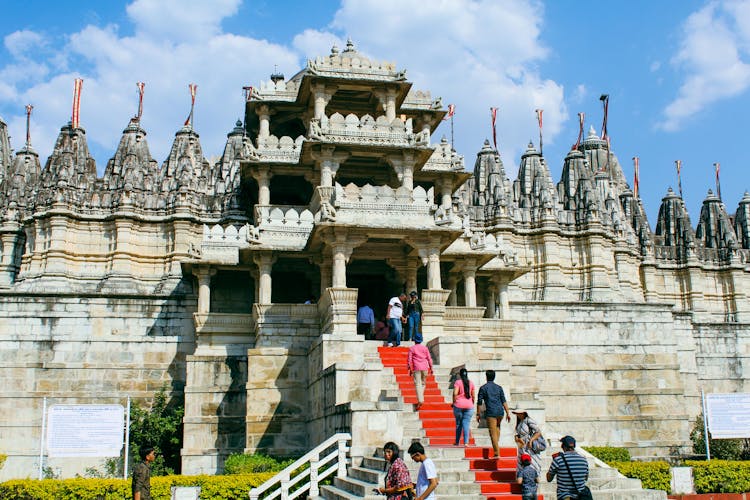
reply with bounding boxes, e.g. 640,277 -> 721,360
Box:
357,291 -> 424,346
379,441 -> 438,500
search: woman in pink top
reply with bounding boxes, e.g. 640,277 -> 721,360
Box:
407,338 -> 433,410
452,368 -> 476,446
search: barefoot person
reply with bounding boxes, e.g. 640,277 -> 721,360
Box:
476,369 -> 511,458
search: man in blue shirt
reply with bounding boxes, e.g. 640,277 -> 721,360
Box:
476,369 -> 511,458
547,435 -> 589,500
357,304 -> 375,339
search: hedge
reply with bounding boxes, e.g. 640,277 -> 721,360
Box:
685,460 -> 750,494
584,446 -> 631,463
0,472 -> 275,500
609,461 -> 671,493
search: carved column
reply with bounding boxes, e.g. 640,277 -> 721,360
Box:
385,89 -> 397,121
492,277 -> 510,319
320,261 -> 332,296
313,145 -> 349,188
252,166 -> 272,205
406,265 -> 418,294
253,252 -> 276,304
313,84 -> 334,120
194,266 -> 217,314
438,178 -> 453,210
388,152 -> 415,190
447,275 -> 458,306
462,260 -> 477,307
426,249 -> 441,290
332,246 -> 349,288
256,104 -> 275,141
485,284 -> 497,318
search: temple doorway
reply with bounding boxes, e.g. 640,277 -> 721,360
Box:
347,260 -> 403,320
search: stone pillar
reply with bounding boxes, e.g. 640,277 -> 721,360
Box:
440,179 -> 453,210
388,153 -> 415,190
320,261 -> 332,297
486,285 -> 497,319
256,104 -> 272,140
332,246 -> 348,288
385,89 -> 397,121
253,252 -> 276,304
0,224 -> 22,288
313,84 -> 333,120
406,265 -> 417,294
447,275 -> 458,306
253,167 -> 272,205
426,249 -> 441,290
463,262 -> 477,307
195,266 -> 216,313
313,146 -> 349,188
495,279 -> 510,319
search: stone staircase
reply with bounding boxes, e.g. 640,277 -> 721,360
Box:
320,345 -> 667,500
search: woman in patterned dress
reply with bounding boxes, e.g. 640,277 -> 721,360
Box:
378,442 -> 413,500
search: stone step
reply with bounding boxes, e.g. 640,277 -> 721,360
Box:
348,465 -> 383,484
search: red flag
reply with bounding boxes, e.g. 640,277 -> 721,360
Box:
574,112 -> 584,149
675,160 -> 683,199
25,104 -> 33,147
184,83 -> 197,126
600,94 -> 609,141
443,103 -> 455,121
714,162 -> 721,201
136,82 -> 145,121
243,86 -> 254,102
71,78 -> 83,129
632,156 -> 639,198
490,107 -> 498,150
535,108 -> 543,155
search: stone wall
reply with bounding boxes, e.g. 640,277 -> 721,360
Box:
0,292 -> 194,480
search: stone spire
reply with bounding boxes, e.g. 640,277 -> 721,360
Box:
0,116 -> 11,185
100,119 -> 158,210
579,126 -> 629,191
0,144 -> 42,222
37,122 -> 97,209
513,141 -> 558,224
158,124 -> 216,212
619,187 -> 653,253
215,120 -> 250,218
696,190 -> 739,251
471,140 -> 512,207
558,147 -> 604,225
654,187 -> 696,260
735,191 -> 750,249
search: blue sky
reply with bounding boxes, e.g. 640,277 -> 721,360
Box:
1,0 -> 748,224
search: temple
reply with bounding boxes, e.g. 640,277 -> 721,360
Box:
0,40 -> 749,479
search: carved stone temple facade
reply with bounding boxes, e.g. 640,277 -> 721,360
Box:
1,41 -> 749,478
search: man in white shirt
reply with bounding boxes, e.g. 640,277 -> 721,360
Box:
386,293 -> 406,346
356,304 -> 375,339
408,441 -> 438,500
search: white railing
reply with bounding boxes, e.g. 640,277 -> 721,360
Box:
248,433 -> 351,500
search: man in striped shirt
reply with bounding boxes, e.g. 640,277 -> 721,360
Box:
546,435 -> 589,500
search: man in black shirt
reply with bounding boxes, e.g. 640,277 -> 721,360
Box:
132,446 -> 155,500
476,370 -> 510,458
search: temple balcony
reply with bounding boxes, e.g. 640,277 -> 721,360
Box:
244,135 -> 304,164
313,113 -> 425,148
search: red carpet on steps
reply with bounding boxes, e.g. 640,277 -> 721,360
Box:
377,346 -> 543,499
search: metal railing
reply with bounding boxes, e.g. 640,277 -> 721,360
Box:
248,433 -> 351,500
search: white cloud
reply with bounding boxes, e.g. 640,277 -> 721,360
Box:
0,0 -> 566,176
4,30 -> 46,58
660,0 -> 750,131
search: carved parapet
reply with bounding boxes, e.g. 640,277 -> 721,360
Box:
252,205 -> 314,250
307,52 -> 401,81
254,79 -> 300,101
192,312 -> 255,355
334,183 -> 432,208
254,135 -> 304,163
320,113 -> 416,147
402,90 -> 440,110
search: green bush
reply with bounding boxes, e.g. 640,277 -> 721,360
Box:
224,453 -> 295,474
609,461 -> 671,493
0,453 -> 7,470
0,473 -> 275,500
584,446 -> 631,463
690,414 -> 750,460
129,386 -> 184,476
685,460 -> 750,494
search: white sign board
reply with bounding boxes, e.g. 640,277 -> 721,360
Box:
172,486 -> 201,500
46,404 -> 125,457
706,393 -> 750,439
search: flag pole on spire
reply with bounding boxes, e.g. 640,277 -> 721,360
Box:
443,104 -> 455,150
71,78 -> 83,129
632,156 -> 640,199
599,94 -> 609,142
574,112 -> 584,149
714,162 -> 722,201
535,108 -> 543,156
490,107 -> 498,151
25,104 -> 33,148
675,160 -> 683,199
135,82 -> 145,122
184,83 -> 197,127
